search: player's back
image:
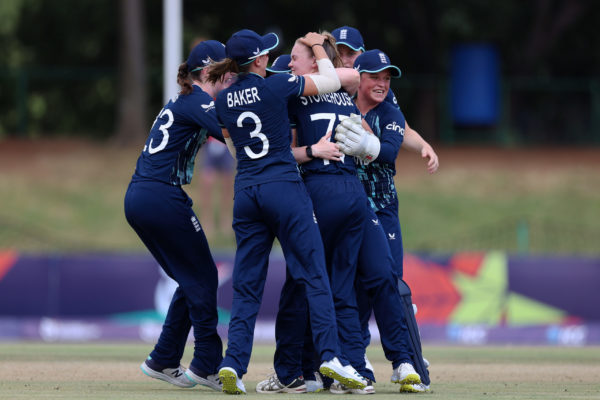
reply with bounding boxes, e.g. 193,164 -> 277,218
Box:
216,72 -> 306,192
132,87 -> 220,186
290,89 -> 359,177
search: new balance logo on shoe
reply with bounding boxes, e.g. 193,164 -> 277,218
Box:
140,359 -> 195,388
171,370 -> 183,378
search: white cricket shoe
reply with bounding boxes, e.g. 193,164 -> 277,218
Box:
393,363 -> 421,385
140,358 -> 195,388
305,372 -> 324,393
391,360 -> 429,382
219,367 -> 246,394
319,357 -> 367,389
256,373 -> 306,394
400,383 -> 431,393
184,368 -> 221,391
330,379 -> 375,395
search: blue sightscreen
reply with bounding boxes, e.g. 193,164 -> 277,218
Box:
451,44 -> 500,125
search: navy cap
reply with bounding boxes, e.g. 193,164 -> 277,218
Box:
266,54 -> 291,73
225,29 -> 279,66
187,40 -> 226,72
332,26 -> 365,52
354,49 -> 401,78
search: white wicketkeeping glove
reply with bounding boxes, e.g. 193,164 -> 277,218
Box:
335,114 -> 380,164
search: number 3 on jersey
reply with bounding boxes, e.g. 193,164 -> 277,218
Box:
238,111 -> 269,159
310,113 -> 347,165
145,108 -> 173,154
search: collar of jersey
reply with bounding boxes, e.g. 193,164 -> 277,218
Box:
248,72 -> 264,79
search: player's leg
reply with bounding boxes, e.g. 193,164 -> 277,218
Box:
356,208 -> 421,385
377,198 -> 404,278
268,271 -> 309,391
394,279 -> 431,387
125,182 -> 221,388
219,185 -> 274,391
377,202 -> 431,387
265,180 -> 367,389
304,176 -> 372,381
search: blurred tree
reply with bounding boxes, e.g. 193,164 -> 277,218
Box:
1,0 -> 599,142
114,0 -> 147,145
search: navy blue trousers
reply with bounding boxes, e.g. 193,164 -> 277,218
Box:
274,181 -> 412,382
355,206 -> 412,369
377,196 -> 404,278
220,180 -> 342,378
358,196 -> 405,349
124,180 -> 222,375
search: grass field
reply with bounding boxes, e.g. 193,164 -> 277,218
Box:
1,342 -> 599,399
0,139 -> 599,254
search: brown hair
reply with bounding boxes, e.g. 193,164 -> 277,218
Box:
177,62 -> 203,95
207,58 -> 251,85
297,31 -> 343,68
320,31 -> 343,68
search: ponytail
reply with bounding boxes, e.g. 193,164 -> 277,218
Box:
177,62 -> 194,95
321,32 -> 343,68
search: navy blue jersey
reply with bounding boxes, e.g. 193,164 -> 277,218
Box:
132,86 -> 223,186
289,89 -> 359,177
385,88 -> 400,109
216,72 -> 306,192
358,101 -> 406,212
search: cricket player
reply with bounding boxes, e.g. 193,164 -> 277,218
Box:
125,40 -> 233,391
207,28 -> 368,395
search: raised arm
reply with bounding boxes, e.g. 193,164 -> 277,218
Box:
299,33 -> 341,97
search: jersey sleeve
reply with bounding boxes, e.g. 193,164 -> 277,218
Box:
267,73 -> 306,102
187,93 -> 225,142
377,104 -> 406,163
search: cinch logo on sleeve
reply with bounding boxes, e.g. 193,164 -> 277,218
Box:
385,121 -> 405,135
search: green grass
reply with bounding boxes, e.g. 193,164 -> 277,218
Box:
1,343 -> 599,399
1,140 -> 599,254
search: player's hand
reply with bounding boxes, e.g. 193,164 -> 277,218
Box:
421,143 -> 439,174
299,32 -> 325,48
334,113 -> 362,156
335,115 -> 380,164
313,131 -> 343,161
